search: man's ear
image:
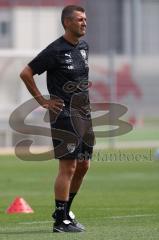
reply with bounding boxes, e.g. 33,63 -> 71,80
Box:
64,17 -> 71,29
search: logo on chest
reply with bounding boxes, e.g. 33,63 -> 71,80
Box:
80,49 -> 88,66
64,52 -> 74,70
63,50 -> 88,70
80,49 -> 87,60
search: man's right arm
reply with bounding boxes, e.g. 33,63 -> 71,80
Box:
20,65 -> 64,113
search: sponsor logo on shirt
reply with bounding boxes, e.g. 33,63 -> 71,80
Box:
67,65 -> 74,70
65,59 -> 72,64
64,52 -> 74,69
65,53 -> 71,58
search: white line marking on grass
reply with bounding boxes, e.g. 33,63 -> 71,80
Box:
19,214 -> 158,225
105,214 -> 157,219
19,221 -> 52,225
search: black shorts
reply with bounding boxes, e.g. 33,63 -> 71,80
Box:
50,114 -> 95,160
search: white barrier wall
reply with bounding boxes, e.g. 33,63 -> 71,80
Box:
12,7 -> 63,49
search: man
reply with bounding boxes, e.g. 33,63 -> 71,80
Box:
20,5 -> 94,233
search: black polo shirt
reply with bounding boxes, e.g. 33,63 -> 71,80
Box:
28,36 -> 91,118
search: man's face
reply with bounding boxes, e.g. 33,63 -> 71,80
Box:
65,11 -> 87,37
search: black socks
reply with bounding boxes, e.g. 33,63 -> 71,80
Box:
53,200 -> 67,224
53,193 -> 77,224
66,192 -> 77,216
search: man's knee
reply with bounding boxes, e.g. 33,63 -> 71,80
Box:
59,160 -> 77,178
76,160 -> 90,176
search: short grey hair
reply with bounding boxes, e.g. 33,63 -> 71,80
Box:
61,5 -> 85,28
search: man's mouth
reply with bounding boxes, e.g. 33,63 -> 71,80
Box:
81,27 -> 86,31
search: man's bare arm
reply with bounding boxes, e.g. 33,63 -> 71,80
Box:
20,66 -> 64,113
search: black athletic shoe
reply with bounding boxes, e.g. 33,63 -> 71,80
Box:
53,219 -> 83,233
68,211 -> 85,231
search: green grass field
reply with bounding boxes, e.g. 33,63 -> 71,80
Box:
0,148 -> 159,240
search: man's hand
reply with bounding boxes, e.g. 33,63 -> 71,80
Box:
42,98 -> 65,114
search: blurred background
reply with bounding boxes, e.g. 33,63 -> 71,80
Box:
0,0 -> 159,150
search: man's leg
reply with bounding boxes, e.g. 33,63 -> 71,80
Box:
66,159 -> 90,215
53,159 -> 84,232
55,159 -> 77,200
70,159 -> 90,193
53,159 -> 77,224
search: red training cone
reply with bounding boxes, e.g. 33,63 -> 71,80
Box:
6,197 -> 34,214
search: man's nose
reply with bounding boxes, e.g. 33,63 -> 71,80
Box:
82,20 -> 86,26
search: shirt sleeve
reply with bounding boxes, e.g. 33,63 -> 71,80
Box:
28,47 -> 57,75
